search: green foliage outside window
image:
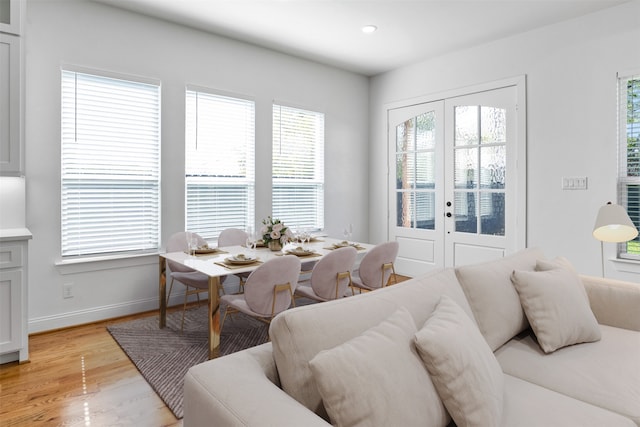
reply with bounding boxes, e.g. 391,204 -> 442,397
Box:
625,79 -> 640,255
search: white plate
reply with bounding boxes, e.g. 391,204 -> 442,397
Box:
225,255 -> 257,265
287,248 -> 315,256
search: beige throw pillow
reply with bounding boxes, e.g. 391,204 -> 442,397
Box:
454,247 -> 545,351
414,295 -> 504,427
511,267 -> 601,353
309,307 -> 449,427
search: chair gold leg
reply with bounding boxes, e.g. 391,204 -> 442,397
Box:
167,278 -> 175,305
382,262 -> 396,287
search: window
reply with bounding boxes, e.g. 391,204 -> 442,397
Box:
272,104 -> 324,231
61,69 -> 161,257
618,72 -> 640,258
185,89 -> 255,241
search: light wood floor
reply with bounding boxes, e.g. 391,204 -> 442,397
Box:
0,308 -> 183,427
1,274 -> 410,426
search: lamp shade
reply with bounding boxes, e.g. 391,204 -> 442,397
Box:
592,203 -> 639,243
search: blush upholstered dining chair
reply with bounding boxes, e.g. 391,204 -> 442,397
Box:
218,228 -> 250,293
220,255 -> 301,331
350,241 -> 399,294
165,231 -> 214,330
295,246 -> 357,302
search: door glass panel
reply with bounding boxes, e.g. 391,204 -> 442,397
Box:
480,146 -> 505,189
416,152 -> 435,189
395,110 -> 437,230
481,107 -> 506,143
453,103 -> 507,236
416,191 -> 435,229
480,192 -> 505,235
396,153 -> 415,190
416,112 -> 436,150
455,106 -> 478,146
397,191 -> 413,227
397,118 -> 415,152
454,147 -> 477,189
454,191 -> 477,233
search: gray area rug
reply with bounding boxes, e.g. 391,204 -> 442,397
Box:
107,304 -> 270,419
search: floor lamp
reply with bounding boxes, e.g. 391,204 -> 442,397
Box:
592,202 -> 638,277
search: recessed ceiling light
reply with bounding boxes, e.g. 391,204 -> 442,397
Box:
361,25 -> 377,34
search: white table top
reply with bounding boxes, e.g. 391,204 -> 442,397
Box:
161,237 -> 373,277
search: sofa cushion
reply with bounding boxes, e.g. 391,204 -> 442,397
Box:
309,308 -> 448,427
495,325 -> 640,425
580,274 -> 640,331
414,296 -> 503,427
184,343 -> 331,427
501,374 -> 636,427
270,267 -> 470,418
455,247 -> 544,351
511,267 -> 601,353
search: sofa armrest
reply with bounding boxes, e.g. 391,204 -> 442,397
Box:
580,274 -> 640,331
183,342 -> 330,427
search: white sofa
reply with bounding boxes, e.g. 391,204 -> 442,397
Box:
183,248 -> 640,426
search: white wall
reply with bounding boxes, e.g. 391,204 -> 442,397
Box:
24,0 -> 369,332
369,1 -> 640,281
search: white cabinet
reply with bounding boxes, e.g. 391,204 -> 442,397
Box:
0,231 -> 30,363
0,33 -> 21,175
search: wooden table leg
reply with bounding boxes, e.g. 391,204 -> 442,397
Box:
159,255 -> 167,328
208,276 -> 221,359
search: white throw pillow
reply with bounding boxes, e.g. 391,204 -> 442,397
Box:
414,295 -> 504,427
309,307 -> 449,427
511,267 -> 601,353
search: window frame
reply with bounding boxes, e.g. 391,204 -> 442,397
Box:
60,66 -> 161,259
617,70 -> 640,260
272,103 -> 325,232
184,87 -> 256,242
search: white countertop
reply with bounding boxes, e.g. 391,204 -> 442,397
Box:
0,228 -> 33,241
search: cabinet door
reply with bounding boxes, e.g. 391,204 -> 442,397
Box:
0,269 -> 22,353
0,34 -> 20,174
0,0 -> 21,35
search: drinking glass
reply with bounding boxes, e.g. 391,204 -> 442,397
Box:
187,232 -> 198,255
300,228 -> 310,249
343,224 -> 353,244
246,227 -> 256,257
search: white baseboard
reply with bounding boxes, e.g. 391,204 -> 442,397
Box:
27,292 -> 206,334
28,277 -> 244,334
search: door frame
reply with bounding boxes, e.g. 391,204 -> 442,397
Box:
385,75 -> 527,272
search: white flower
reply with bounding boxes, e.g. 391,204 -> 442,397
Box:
273,223 -> 284,232
270,230 -> 281,240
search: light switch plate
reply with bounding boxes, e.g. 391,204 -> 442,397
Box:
562,176 -> 588,190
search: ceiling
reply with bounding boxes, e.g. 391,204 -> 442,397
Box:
95,0 -> 628,76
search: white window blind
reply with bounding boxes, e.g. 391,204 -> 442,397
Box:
61,69 -> 161,257
618,72 -> 640,259
272,104 -> 324,230
185,89 -> 255,241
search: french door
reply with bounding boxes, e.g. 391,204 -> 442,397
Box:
388,82 -> 526,276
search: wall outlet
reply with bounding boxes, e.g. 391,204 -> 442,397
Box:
63,283 -> 74,299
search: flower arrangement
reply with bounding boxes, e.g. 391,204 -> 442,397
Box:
260,216 -> 293,246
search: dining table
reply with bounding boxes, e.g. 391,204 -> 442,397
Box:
158,237 -> 374,359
